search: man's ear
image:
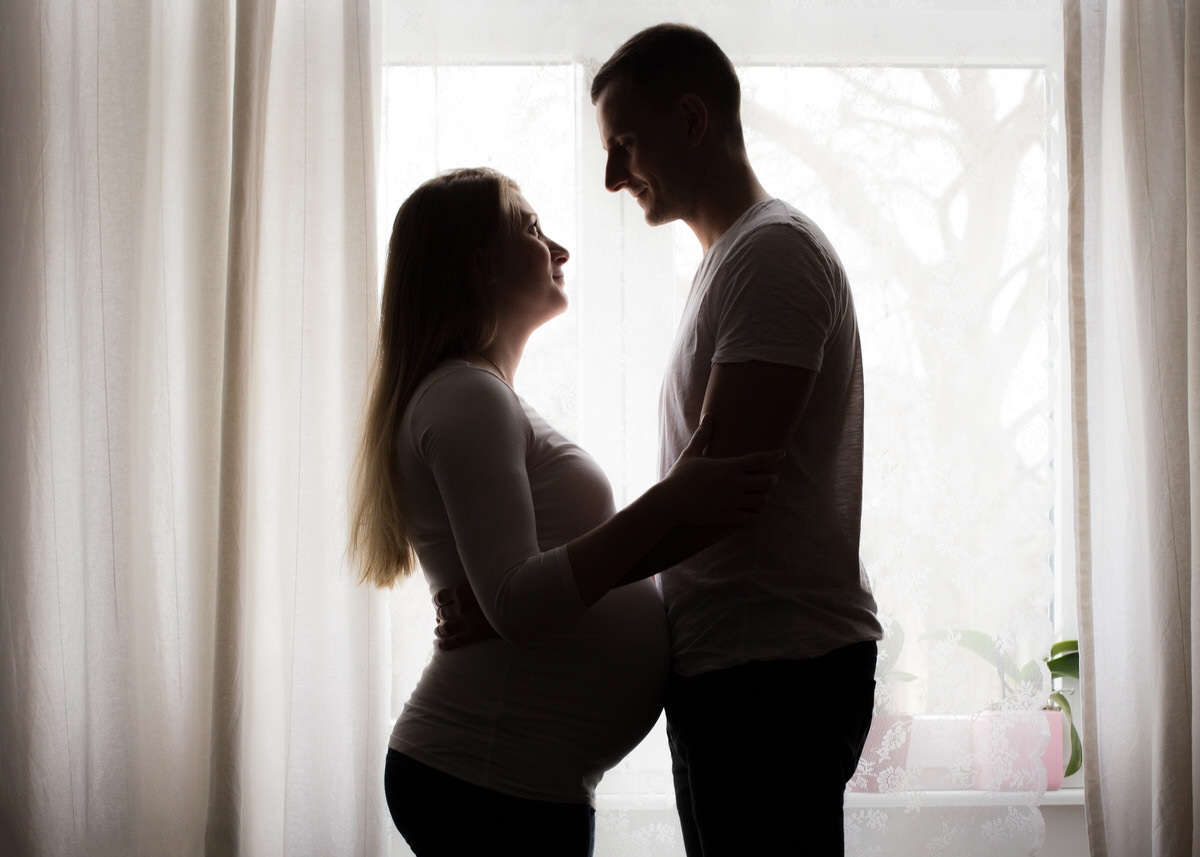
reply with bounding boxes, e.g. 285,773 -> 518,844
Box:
469,250 -> 490,287
677,93 -> 709,147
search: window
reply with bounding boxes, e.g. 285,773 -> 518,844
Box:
380,3 -> 1072,853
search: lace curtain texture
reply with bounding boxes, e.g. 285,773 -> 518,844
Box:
1,0 -> 1195,856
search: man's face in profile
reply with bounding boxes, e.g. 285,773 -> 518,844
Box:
595,76 -> 692,226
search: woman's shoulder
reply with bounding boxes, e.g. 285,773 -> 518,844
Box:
408,360 -> 524,428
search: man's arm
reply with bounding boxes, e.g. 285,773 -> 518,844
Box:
614,359 -> 816,581
700,360 -> 816,455
435,361 -> 813,649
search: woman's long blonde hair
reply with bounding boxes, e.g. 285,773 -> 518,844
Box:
349,168 -> 523,587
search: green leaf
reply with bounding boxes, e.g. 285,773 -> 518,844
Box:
1066,722 -> 1083,777
1046,652 -> 1080,680
1049,639 -> 1078,658
1050,690 -> 1083,777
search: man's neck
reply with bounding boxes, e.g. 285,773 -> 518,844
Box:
685,160 -> 772,253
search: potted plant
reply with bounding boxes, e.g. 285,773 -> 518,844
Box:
1044,638 -> 1082,778
929,630 -> 1082,789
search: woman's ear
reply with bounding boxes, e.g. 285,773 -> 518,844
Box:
677,93 -> 709,147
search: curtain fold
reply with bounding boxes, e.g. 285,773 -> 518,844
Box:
1066,0 -> 1198,854
207,2 -> 274,852
0,3 -> 47,856
0,2 -> 390,855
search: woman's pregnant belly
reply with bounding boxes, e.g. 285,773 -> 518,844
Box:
390,578 -> 669,803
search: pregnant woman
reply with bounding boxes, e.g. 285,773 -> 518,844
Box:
349,168 -> 777,856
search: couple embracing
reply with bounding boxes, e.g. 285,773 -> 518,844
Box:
350,23 -> 882,857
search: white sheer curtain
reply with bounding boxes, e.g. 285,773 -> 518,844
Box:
0,1 -> 1116,855
380,2 -> 1073,855
1065,0 -> 1198,855
0,2 -> 391,856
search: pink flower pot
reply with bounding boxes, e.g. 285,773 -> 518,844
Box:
971,709 -> 1064,791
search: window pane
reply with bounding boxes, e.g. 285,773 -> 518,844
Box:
739,66 -> 1057,711
379,57 -> 1069,821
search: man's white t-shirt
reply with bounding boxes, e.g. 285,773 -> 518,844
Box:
658,199 -> 883,678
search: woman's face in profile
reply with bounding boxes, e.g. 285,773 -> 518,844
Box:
489,192 -> 570,332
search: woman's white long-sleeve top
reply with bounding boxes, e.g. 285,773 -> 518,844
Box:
388,361 -> 670,805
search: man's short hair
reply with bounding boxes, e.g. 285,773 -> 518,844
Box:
590,24 -> 743,140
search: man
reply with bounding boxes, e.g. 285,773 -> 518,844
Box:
436,23 -> 882,855
589,24 -> 882,856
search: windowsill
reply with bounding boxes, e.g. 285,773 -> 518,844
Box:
596,788 -> 1084,811
846,787 -> 1084,808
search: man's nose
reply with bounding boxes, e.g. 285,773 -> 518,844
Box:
604,154 -> 628,193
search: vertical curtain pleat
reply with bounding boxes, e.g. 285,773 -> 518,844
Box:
1,2 -> 388,855
1190,0 -> 1200,844
1061,2 -> 1108,853
1118,2 -> 1195,851
1066,0 -> 1198,854
205,1 -> 276,851
0,2 -> 47,855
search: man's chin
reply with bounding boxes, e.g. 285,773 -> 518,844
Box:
640,202 -> 676,227
631,191 -> 681,226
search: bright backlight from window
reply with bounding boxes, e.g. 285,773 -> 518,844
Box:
380,60 -> 1066,719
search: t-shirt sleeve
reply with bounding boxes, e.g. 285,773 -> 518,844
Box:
409,371 -> 585,641
709,223 -> 840,372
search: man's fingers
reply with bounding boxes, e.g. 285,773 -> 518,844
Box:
434,582 -> 483,617
436,632 -> 469,651
435,601 -> 461,621
435,623 -> 499,651
432,581 -> 494,651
